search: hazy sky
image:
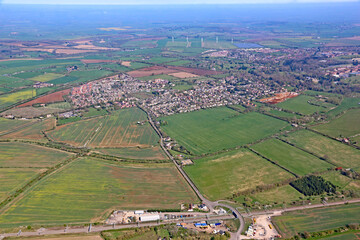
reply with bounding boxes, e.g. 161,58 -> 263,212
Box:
1,0 -> 359,4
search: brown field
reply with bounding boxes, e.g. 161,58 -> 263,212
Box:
18,89 -> 71,107
55,49 -> 98,55
168,72 -> 199,78
81,59 -> 118,64
128,66 -> 178,77
121,61 -> 131,67
260,92 -> 298,104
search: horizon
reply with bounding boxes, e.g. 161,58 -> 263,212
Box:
1,0 -> 359,5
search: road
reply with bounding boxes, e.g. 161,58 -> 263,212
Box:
144,108 -> 245,240
0,215 -> 234,239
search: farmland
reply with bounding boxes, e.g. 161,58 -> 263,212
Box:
280,130 -> 360,169
0,118 -> 55,141
312,108 -> 360,139
89,108 -> 159,148
0,118 -> 35,135
0,168 -> 41,202
273,203 -> 360,238
0,158 -> 197,227
184,148 -> 294,200
276,95 -> 329,115
48,108 -> 159,148
251,139 -> 332,176
0,142 -> 72,168
159,107 -> 289,155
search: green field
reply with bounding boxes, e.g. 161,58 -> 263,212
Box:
277,95 -> 328,115
96,146 -> 167,160
312,108 -> 360,139
280,130 -> 360,169
252,139 -> 332,176
0,142 -> 72,168
184,148 -> 294,200
29,73 -> 63,82
273,203 -> 360,238
0,158 -> 197,227
159,107 -> 289,155
0,168 -> 40,202
48,108 -> 159,148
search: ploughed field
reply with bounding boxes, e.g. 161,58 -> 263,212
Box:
47,107 -> 159,148
159,107 -> 289,155
0,157 -> 198,227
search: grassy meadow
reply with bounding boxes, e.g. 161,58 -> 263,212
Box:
159,107 -> 289,155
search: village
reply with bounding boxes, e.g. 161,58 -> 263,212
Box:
67,72 -> 278,117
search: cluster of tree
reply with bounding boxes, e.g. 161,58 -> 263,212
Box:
290,175 -> 336,196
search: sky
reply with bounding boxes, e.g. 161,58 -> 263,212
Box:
1,0 -> 359,4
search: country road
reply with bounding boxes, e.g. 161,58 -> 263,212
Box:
0,215 -> 235,239
143,107 -> 245,240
